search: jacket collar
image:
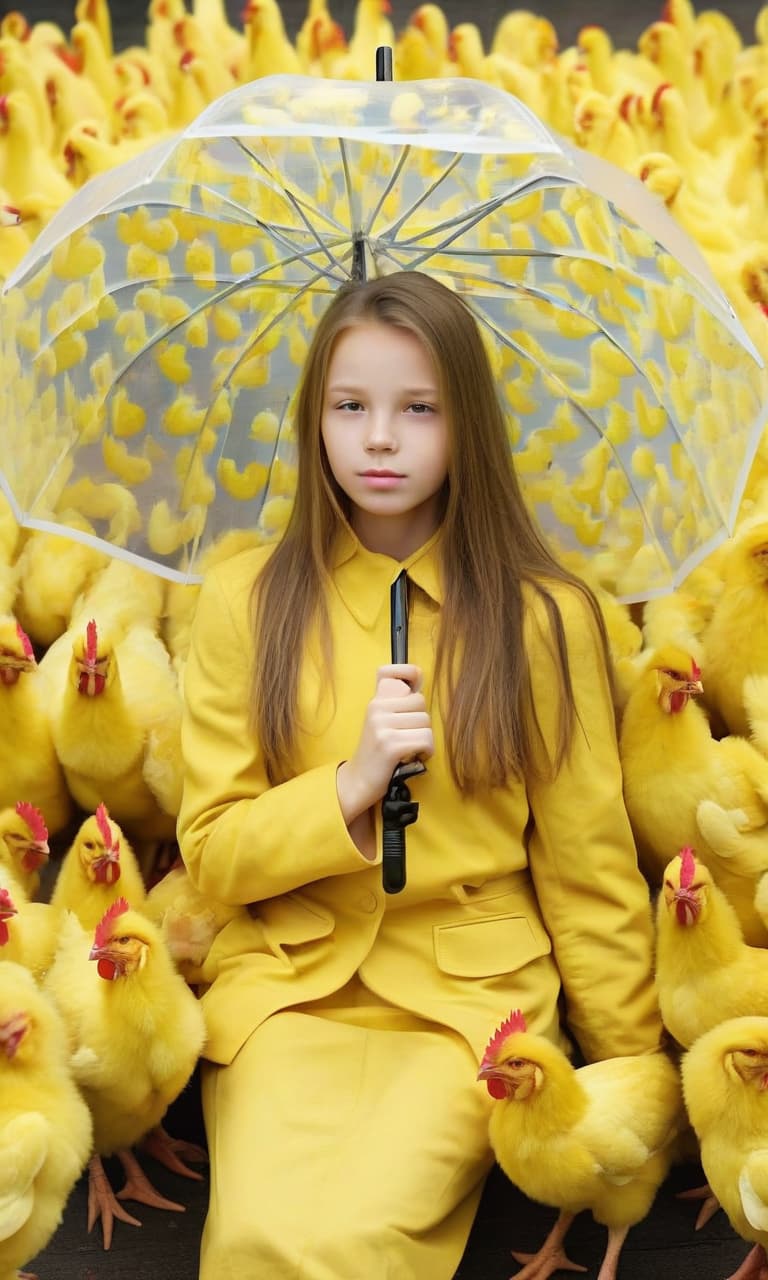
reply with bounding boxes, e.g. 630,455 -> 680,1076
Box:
330,522 -> 443,628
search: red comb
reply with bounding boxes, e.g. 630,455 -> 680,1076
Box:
679,846 -> 696,889
481,1009 -> 527,1064
94,803 -> 115,849
93,897 -> 129,949
14,801 -> 48,843
0,886 -> 15,911
15,622 -> 33,660
85,619 -> 98,664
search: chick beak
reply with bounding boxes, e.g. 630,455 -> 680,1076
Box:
22,840 -> 50,872
476,1062 -> 510,1099
76,659 -> 106,697
685,680 -> 704,695
0,1013 -> 28,1058
92,849 -> 120,884
88,943 -> 123,981
673,887 -> 700,926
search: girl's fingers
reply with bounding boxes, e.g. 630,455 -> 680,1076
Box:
376,663 -> 423,692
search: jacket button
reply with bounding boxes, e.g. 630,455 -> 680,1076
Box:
356,891 -> 378,913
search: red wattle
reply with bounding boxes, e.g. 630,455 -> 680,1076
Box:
0,920 -> 8,945
97,957 -> 120,981
486,1078 -> 508,1100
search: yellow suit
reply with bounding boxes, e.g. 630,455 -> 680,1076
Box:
178,528 -> 662,1278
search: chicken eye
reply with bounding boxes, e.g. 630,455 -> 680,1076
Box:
506,1058 -> 526,1069
742,1049 -> 758,1057
83,841 -> 95,851
116,936 -> 130,945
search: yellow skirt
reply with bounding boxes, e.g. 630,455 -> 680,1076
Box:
199,977 -> 495,1279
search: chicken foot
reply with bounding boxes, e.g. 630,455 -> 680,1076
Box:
510,1210 -> 587,1279
115,1146 -> 186,1211
87,1152 -> 142,1250
595,1224 -> 630,1280
140,1122 -> 208,1179
726,1243 -> 768,1280
676,1181 -> 721,1228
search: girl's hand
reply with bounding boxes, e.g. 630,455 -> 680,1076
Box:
336,664 -> 433,823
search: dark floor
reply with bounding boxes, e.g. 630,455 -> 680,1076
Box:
33,1091 -> 751,1280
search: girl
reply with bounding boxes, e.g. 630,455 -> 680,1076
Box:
177,270 -> 662,1279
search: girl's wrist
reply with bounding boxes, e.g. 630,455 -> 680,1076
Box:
336,760 -> 370,823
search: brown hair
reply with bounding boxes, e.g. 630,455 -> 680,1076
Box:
250,270 -> 610,789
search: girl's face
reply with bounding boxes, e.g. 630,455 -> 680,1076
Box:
321,320 -> 449,558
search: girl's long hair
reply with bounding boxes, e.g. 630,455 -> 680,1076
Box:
249,271 -> 610,789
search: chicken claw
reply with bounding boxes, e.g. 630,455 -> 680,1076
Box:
676,1181 -> 721,1229
140,1122 -> 208,1179
725,1242 -> 768,1280
115,1146 -> 186,1211
510,1211 -> 587,1279
87,1153 -> 142,1250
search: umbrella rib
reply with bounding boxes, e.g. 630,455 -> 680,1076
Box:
231,137 -> 349,235
362,145 -> 412,237
376,151 -> 464,240
386,171 -> 578,248
338,138 -> 357,236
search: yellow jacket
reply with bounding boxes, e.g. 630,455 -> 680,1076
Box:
177,529 -> 663,1066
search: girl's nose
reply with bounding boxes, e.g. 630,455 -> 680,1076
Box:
364,412 -> 397,452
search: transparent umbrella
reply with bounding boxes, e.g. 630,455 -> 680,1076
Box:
1,73 -> 766,598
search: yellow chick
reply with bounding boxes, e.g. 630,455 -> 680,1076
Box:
0,960 -> 93,1279
0,802 -> 50,901
40,613 -> 183,844
0,616 -> 73,836
0,877 -> 61,978
49,805 -> 146,930
13,519 -> 110,649
44,900 -> 207,1248
655,848 -> 768,1050
703,522 -> 768,737
478,1009 -> 685,1280
682,1016 -> 768,1280
619,644 -> 768,943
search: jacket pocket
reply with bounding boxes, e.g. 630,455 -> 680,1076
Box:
256,893 -> 335,947
433,913 -> 551,978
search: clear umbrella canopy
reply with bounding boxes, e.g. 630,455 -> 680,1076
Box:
1,74 -> 765,597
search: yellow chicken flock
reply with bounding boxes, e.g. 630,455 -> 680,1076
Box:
4,0 -> 768,1275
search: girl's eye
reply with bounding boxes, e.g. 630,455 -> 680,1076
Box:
338,400 -> 363,412
407,402 -> 433,414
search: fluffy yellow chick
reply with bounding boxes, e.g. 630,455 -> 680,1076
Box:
681,1016 -> 768,1280
0,877 -> 61,979
620,645 -> 768,943
44,899 -> 207,1248
40,613 -> 183,843
655,848 -> 768,1050
0,616 -> 73,836
145,863 -> 248,984
478,1009 -> 684,1280
704,522 -> 768,737
13,519 -> 109,649
49,805 -> 146,930
0,801 -> 50,901
0,960 -> 93,1279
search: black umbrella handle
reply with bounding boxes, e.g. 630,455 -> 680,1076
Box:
382,571 -> 425,894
